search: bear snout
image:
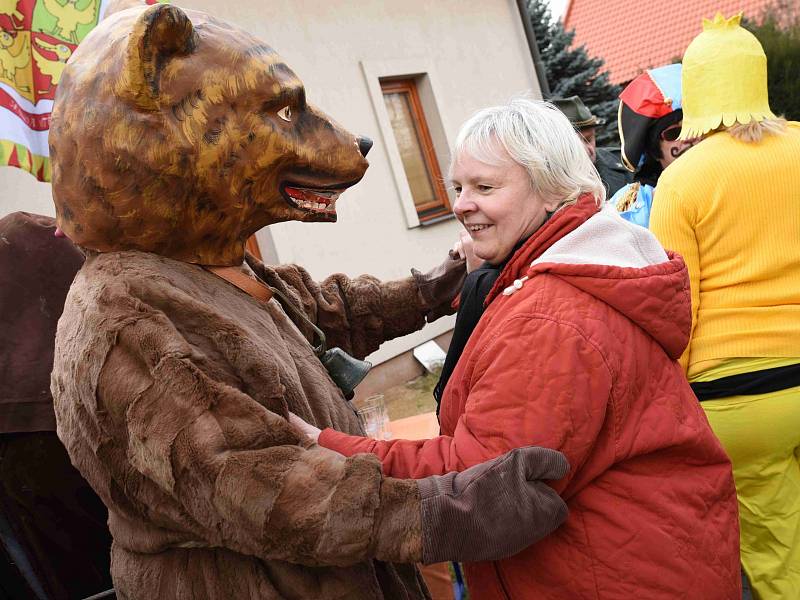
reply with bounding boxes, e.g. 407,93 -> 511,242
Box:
358,136 -> 373,158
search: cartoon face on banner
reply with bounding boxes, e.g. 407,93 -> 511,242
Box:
0,0 -> 157,180
34,0 -> 100,44
0,0 -> 95,103
0,28 -> 33,98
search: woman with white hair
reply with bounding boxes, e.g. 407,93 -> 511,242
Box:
292,98 -> 740,598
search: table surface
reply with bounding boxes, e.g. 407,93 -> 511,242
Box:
387,411 -> 439,441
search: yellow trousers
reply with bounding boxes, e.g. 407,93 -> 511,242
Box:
702,386 -> 800,600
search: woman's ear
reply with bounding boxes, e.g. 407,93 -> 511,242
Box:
542,198 -> 562,213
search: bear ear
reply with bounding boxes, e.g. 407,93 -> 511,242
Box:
121,4 -> 197,108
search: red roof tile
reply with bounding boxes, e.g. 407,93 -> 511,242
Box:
563,0 -> 773,84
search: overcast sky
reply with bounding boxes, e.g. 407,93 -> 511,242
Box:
547,0 -> 569,19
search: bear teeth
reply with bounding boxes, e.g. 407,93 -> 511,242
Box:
284,186 -> 341,212
299,201 -> 333,211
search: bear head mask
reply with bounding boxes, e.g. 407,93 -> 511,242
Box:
50,3 -> 370,265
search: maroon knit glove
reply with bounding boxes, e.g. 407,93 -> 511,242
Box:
417,446 -> 569,564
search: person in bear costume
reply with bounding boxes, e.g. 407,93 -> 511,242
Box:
48,3 -> 569,598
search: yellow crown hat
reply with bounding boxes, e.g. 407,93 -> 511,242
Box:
679,12 -> 776,140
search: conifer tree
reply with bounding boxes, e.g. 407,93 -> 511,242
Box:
526,0 -> 622,146
744,1 -> 800,121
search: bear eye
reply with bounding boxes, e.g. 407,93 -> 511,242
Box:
277,106 -> 292,122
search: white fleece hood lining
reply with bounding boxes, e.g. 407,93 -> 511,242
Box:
532,202 -> 668,269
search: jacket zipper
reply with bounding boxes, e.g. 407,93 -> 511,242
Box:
494,561 -> 512,600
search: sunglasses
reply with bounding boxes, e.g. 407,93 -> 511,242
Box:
660,124 -> 682,142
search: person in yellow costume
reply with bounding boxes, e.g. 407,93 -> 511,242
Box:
650,13 -> 800,600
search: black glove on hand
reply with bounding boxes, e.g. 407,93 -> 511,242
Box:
417,446 -> 569,564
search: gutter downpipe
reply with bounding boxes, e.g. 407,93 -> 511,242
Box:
515,0 -> 551,98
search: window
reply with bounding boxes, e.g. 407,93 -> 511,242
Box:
381,78 -> 450,222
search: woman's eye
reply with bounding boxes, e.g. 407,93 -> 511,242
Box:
478,184 -> 492,192
453,186 -> 462,195
277,106 -> 292,122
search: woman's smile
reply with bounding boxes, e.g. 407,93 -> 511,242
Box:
465,223 -> 492,234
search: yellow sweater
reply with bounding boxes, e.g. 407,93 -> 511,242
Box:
650,123 -> 800,374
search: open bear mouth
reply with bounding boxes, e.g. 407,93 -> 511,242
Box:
281,184 -> 344,220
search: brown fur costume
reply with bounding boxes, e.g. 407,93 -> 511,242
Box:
49,3 -> 464,598
53,250 -> 442,598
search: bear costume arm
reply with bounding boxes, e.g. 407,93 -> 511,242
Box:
94,309 -> 424,567
248,254 -> 466,360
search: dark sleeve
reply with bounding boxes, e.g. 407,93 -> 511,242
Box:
596,148 -> 634,198
0,212 -> 84,433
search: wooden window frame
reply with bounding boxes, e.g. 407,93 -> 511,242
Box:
380,78 -> 451,222
245,235 -> 263,261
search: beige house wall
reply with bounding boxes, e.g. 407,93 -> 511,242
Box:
0,0 -> 540,365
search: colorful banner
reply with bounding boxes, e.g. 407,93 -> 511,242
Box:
0,0 -> 158,181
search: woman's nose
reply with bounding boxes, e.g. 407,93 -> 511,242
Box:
452,193 -> 474,217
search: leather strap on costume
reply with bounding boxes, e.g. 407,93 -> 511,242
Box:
204,265 -> 370,399
204,265 -> 327,356
204,266 -> 273,303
